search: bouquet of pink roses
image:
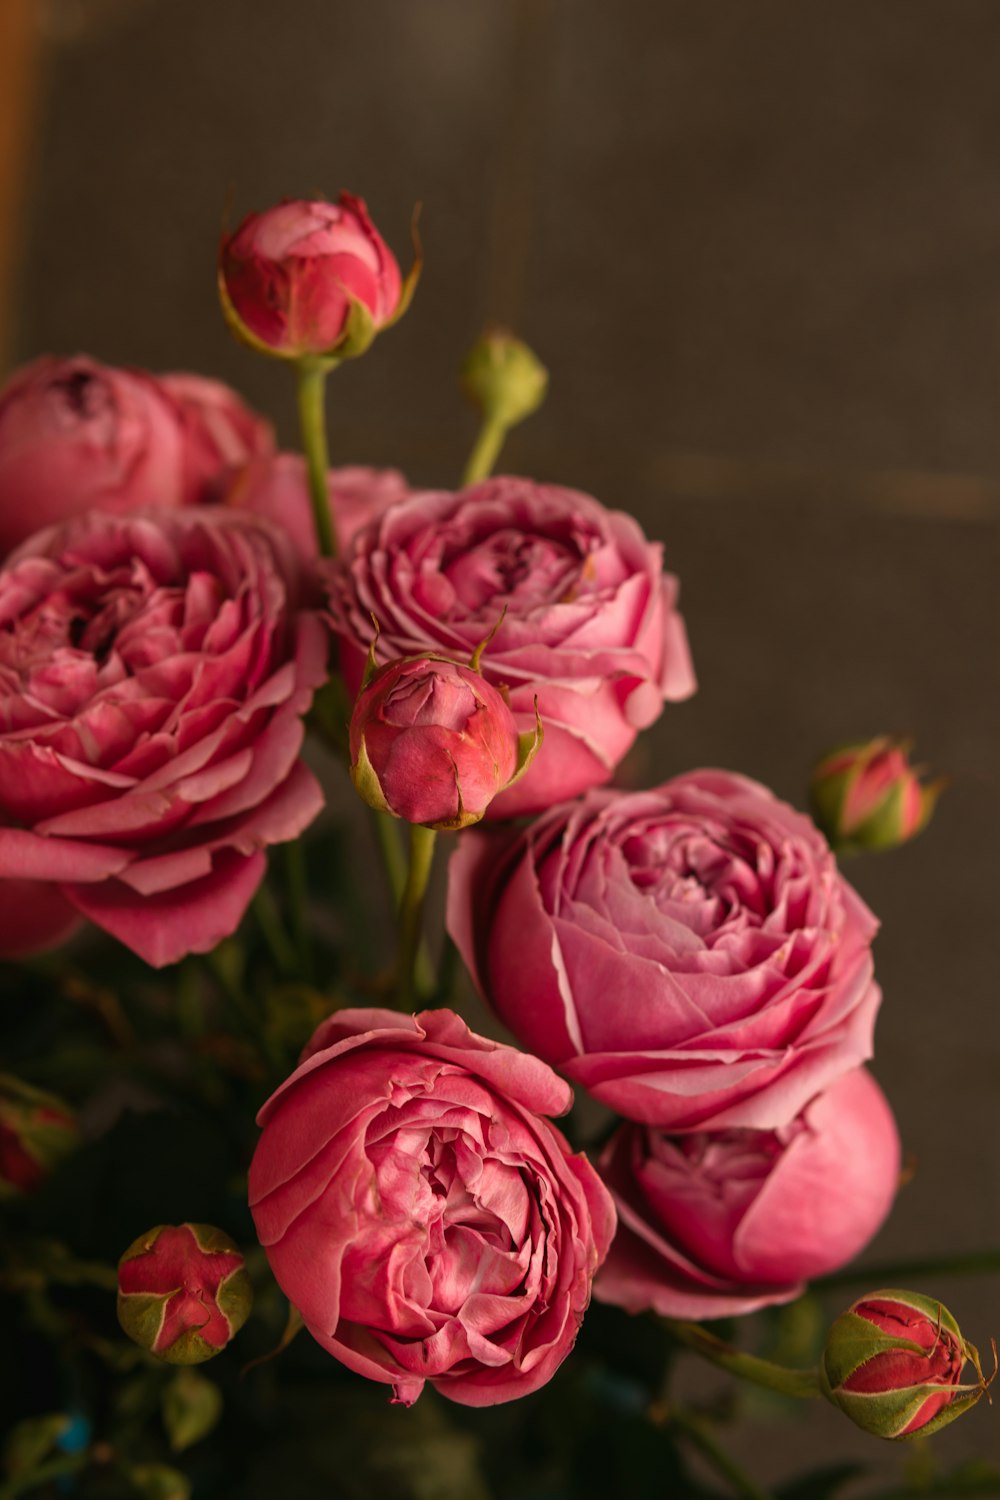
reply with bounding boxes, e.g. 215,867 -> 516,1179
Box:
0,190 -> 993,1500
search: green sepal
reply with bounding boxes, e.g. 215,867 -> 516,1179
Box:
216,1261 -> 253,1340
351,733 -> 393,816
117,1289 -> 170,1356
469,608 -> 507,672
508,698 -> 544,791
384,203 -> 422,328
216,260 -> 294,362
829,1381 -> 985,1441
333,293 -> 377,362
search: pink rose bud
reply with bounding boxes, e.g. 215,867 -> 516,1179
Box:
349,653 -> 540,830
117,1223 -> 253,1365
218,194 -> 417,363
0,1075 -> 77,1197
822,1290 -> 994,1439
810,736 -> 944,854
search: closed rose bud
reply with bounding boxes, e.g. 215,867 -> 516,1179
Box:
822,1289 -> 993,1439
0,1075 -> 77,1197
810,737 -> 944,854
349,654 -> 539,830
117,1224 -> 252,1365
461,328 -> 549,430
219,194 -> 416,363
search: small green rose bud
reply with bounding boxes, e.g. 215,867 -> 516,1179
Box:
821,1289 -> 994,1439
117,1223 -> 252,1365
809,736 -> 944,854
461,328 -> 548,431
0,1074 -> 77,1198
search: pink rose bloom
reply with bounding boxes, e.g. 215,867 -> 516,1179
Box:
157,372 -> 274,505
219,195 -> 403,357
448,770 -> 881,1128
350,655 -> 524,829
0,508 -> 328,966
596,1068 -> 900,1321
229,452 -> 410,558
325,476 -> 696,818
0,356 -> 272,557
249,1007 -> 616,1407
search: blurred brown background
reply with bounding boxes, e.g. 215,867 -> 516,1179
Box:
3,0 -> 999,1483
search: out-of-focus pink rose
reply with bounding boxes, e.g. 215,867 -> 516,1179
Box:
157,372 -> 274,505
0,508 -> 328,966
229,452 -> 410,558
219,195 -> 404,358
595,1068 -> 900,1320
0,1075 -> 77,1197
449,770 -> 881,1128
350,655 -> 530,829
0,356 -> 272,557
249,1007 -> 616,1407
326,477 -> 696,818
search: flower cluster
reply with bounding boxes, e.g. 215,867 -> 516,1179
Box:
2,185 -> 980,1474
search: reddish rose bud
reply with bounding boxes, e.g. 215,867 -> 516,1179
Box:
117,1224 -> 253,1365
822,1289 -> 994,1439
349,653 -> 540,830
0,1075 -> 77,1197
810,736 -> 944,854
219,194 -> 417,363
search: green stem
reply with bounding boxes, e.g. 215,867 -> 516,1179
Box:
818,1249 -> 1000,1291
372,808 -> 407,906
664,1320 -> 821,1400
462,412 -> 508,486
668,1409 -> 774,1500
296,360 -> 336,557
252,882 -> 299,977
283,842 -> 314,983
398,825 -> 437,1007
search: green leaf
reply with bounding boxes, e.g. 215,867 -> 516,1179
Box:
162,1368 -> 223,1453
129,1462 -> 192,1500
3,1413 -> 70,1479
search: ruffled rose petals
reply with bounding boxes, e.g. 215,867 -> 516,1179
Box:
0,508 -> 328,966
249,1007 -> 616,1406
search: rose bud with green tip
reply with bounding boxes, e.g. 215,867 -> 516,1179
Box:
0,1075 -> 77,1198
810,736 -> 944,854
821,1289 -> 994,1438
218,194 -> 418,365
461,328 -> 549,431
350,651 -> 541,830
117,1224 -> 252,1365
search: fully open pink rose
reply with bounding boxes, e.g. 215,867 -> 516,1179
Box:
220,195 -> 403,357
0,508 -> 327,966
448,770 -> 881,1128
249,1007 -> 616,1407
229,452 -> 410,559
596,1068 -> 900,1320
0,356 -> 272,556
326,476 -> 695,817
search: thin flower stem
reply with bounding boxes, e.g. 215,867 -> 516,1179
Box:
818,1249 -> 1000,1290
283,841 -> 314,983
372,807 -> 407,906
252,882 -> 299,977
664,1320 -> 821,1400
461,412 -> 507,486
667,1409 -> 775,1500
398,825 -> 437,1007
295,359 -> 336,557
